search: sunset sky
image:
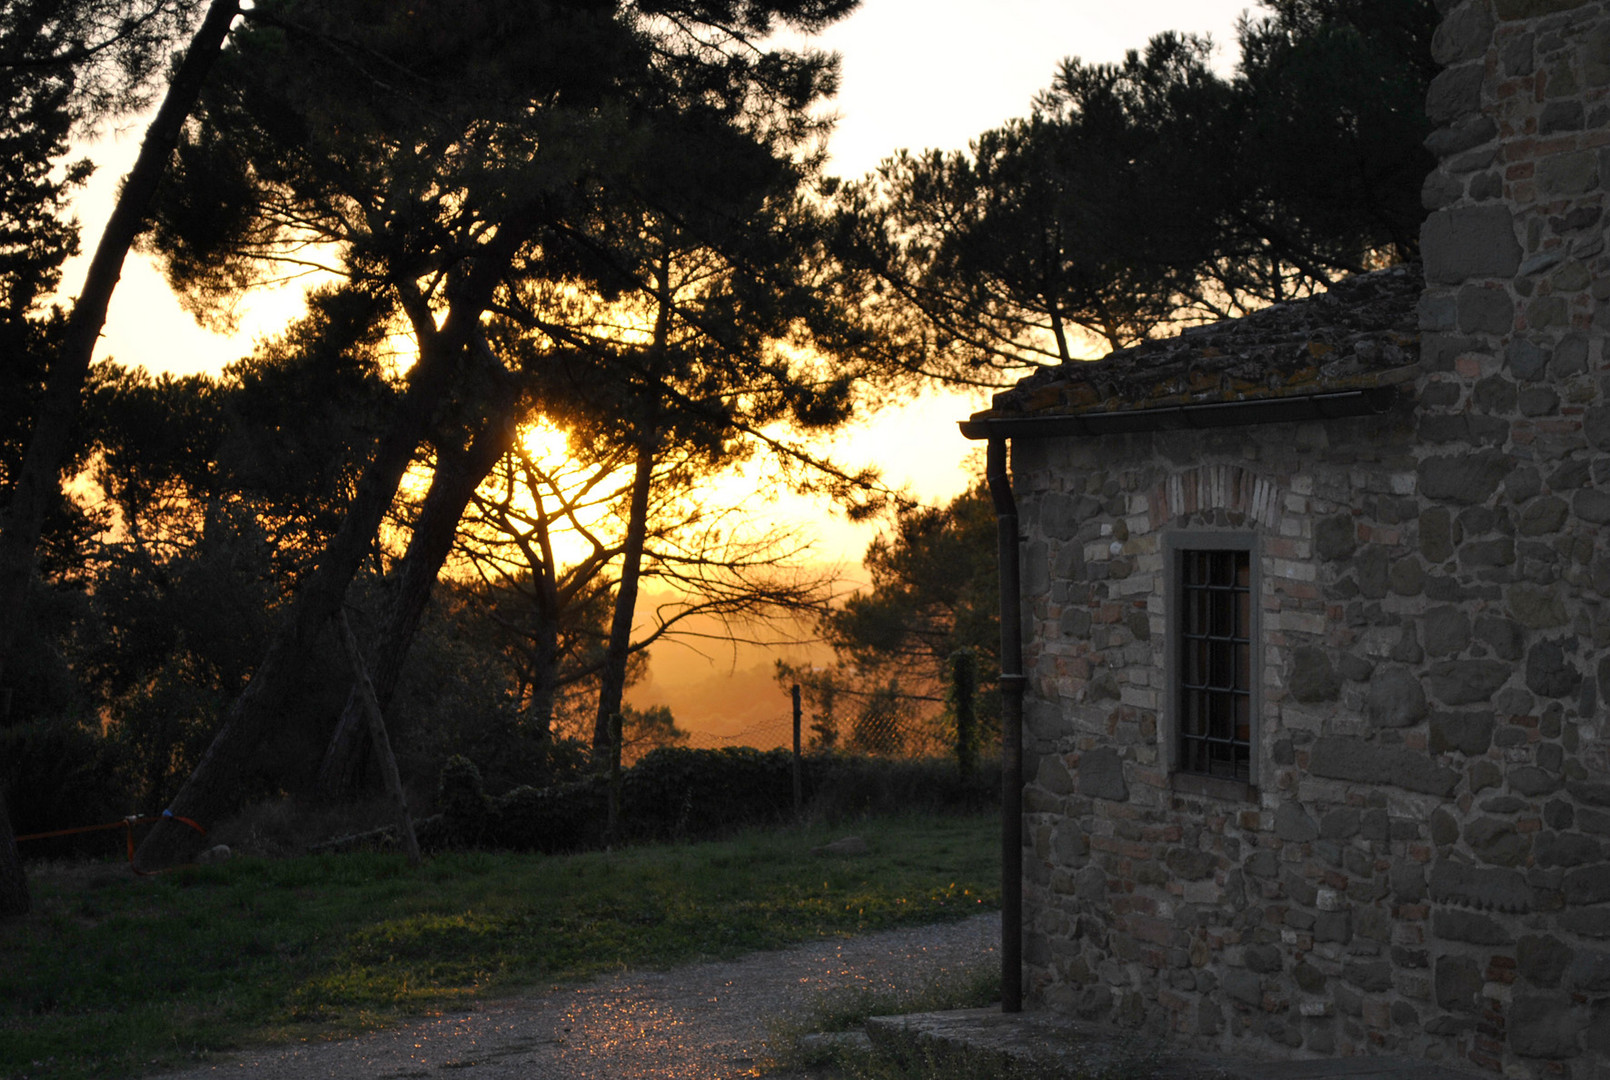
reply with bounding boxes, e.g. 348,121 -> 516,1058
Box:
60,0 -> 1261,567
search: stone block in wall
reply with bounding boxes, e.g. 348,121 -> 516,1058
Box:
1506,337 -> 1549,380
1429,861 -> 1533,912
1427,659 -> 1511,705
1517,495 -> 1569,535
1572,488 -> 1610,524
1566,949 -> 1610,992
1457,284 -> 1515,334
1517,384 -> 1558,419
1422,607 -> 1473,657
1541,98 -> 1586,134
1426,61 -> 1484,123
1422,205 -> 1523,284
1077,747 -> 1127,802
1422,169 -> 1465,211
1308,737 -> 1461,797
1222,968 -> 1262,1007
1492,0 -> 1590,21
1433,1 -> 1495,64
1539,149 -> 1600,198
1434,953 -> 1483,1013
1565,862 -> 1610,904
1429,711 -> 1495,755
1289,647 -> 1342,703
1464,816 -> 1531,865
1432,908 -> 1514,944
1418,449 -> 1514,504
1559,906 -> 1610,938
1367,668 -> 1429,727
1313,513 -> 1357,560
1508,993 -> 1589,1060
1518,934 -> 1573,987
1502,29 -> 1536,76
1525,639 -> 1583,698
1506,766 -> 1558,798
1420,507 -> 1454,562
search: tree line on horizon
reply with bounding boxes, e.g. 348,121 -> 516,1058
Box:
0,0 -> 1433,911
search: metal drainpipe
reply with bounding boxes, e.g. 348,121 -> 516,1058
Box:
987,436 -> 1025,1013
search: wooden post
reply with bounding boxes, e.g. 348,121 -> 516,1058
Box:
791,684 -> 803,815
335,611 -> 421,866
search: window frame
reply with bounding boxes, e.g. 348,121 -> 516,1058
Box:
1163,530 -> 1261,802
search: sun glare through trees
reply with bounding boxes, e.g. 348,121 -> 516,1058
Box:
0,0 -> 1432,890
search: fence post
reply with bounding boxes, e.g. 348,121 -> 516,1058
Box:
791,684 -> 803,815
607,712 -> 623,843
952,649 -> 977,780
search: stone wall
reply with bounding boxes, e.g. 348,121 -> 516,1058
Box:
1015,0 -> 1610,1074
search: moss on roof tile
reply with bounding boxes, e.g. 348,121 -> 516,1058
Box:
972,265 -> 1422,422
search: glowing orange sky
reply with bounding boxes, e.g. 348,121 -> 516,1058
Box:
58,0 -> 1261,565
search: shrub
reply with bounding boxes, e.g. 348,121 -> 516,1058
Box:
2,715 -> 131,859
623,746 -> 797,839
804,754 -> 1000,823
485,776 -> 609,853
422,748 -> 1001,854
435,754 -> 490,847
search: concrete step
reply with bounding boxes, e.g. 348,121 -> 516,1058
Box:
861,1008 -> 1482,1080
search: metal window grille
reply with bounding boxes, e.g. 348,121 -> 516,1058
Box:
1178,548 -> 1252,779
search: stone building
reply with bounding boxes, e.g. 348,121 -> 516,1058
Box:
961,1 -> 1610,1074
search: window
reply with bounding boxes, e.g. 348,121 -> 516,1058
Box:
1166,534 -> 1258,795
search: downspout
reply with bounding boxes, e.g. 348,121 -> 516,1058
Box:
987,436 -> 1025,1013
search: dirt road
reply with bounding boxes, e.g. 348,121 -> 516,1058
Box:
159,913 -> 1000,1080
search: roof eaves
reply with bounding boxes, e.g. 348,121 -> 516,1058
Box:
957,385 -> 1400,441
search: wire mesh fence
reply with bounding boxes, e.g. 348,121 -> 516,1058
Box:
673,706 -> 953,759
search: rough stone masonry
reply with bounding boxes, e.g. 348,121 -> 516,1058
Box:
970,1 -> 1610,1075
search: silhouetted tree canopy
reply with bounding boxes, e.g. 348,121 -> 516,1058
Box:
836,0 -> 1435,382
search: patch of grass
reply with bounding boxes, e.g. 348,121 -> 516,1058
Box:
801,966 -> 1003,1037
1,812 -> 998,1080
781,1023 -> 1174,1080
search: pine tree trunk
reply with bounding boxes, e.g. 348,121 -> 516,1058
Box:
0,0 -> 241,691
523,615 -> 560,738
592,434 -> 656,753
316,384 -> 518,799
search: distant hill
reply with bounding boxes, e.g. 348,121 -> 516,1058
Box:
621,586 -> 835,749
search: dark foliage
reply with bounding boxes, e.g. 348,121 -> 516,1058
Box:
0,716 -> 129,859
426,748 -> 999,854
837,0 -> 1436,380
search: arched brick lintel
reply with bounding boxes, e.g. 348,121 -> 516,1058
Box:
1147,464 -> 1286,533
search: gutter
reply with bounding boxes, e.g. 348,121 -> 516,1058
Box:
986,436 -> 1025,1014
958,385 -> 1396,441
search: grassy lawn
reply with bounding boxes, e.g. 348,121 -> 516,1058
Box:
1,811 -> 999,1080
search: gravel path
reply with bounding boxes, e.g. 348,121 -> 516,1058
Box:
160,913 -> 1000,1080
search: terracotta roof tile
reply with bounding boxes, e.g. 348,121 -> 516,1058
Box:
971,264 -> 1422,422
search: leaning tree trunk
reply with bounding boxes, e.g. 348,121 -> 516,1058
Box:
134,247 -> 524,870
0,785 -> 27,918
0,0 -> 241,692
134,404 -> 435,868
592,432 -> 657,754
316,380 -> 519,799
